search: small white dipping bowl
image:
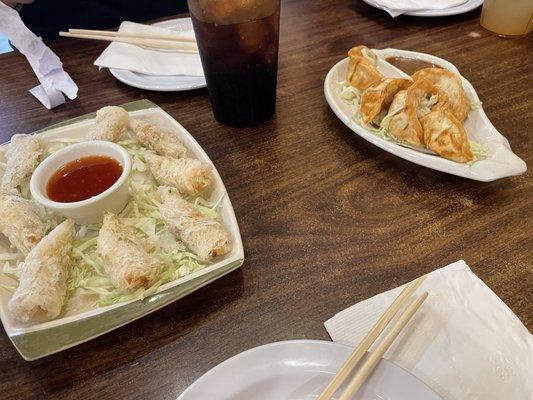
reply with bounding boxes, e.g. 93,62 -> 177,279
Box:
30,141 -> 132,225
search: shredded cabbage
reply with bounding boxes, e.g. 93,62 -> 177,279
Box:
1,136 -> 222,309
469,140 -> 487,161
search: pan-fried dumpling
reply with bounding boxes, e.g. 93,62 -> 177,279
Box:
143,151 -> 211,196
360,78 -> 412,125
412,68 -> 470,122
132,120 -> 188,159
0,189 -> 46,255
346,46 -> 383,91
157,187 -> 231,261
88,106 -> 131,142
1,133 -> 43,191
97,213 -> 161,292
385,79 -> 449,147
8,219 -> 75,324
420,109 -> 474,163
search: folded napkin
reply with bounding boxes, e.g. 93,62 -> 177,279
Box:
324,260 -> 533,399
367,0 -> 468,17
0,2 -> 78,109
94,21 -> 203,77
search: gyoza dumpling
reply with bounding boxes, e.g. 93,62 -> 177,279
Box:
88,106 -> 131,142
144,151 -> 211,196
384,90 -> 424,146
420,109 -> 474,163
360,78 -> 412,125
0,189 -> 46,255
157,187 -> 231,261
132,120 -> 188,159
412,68 -> 471,122
8,219 -> 75,324
97,213 -> 161,292
384,79 -> 449,147
346,45 -> 383,91
1,134 -> 43,191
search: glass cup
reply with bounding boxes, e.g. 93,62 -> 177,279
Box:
480,0 -> 533,38
187,0 -> 281,127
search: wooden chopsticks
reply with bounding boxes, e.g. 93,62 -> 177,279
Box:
317,276 -> 428,400
68,28 -> 196,42
59,28 -> 198,53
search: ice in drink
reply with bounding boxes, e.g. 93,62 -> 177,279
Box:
188,0 -> 281,127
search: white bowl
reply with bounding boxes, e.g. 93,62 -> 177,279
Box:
30,141 -> 132,225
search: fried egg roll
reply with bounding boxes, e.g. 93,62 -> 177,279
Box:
97,213 -> 161,292
157,186 -> 231,261
8,219 -> 75,324
0,189 -> 46,255
1,133 -> 43,191
88,106 -> 131,142
132,119 -> 188,159
144,151 -> 211,196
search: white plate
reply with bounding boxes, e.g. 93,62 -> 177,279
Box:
324,48 -> 527,181
361,0 -> 483,17
109,18 -> 206,92
0,100 -> 243,360
178,340 -> 442,399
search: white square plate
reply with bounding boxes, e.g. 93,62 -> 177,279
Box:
0,99 -> 244,360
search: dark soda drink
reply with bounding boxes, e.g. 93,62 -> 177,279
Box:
188,0 -> 280,127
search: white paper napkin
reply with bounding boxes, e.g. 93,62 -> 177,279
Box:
94,21 -> 203,77
366,0 -> 468,17
0,2 -> 78,109
324,260 -> 533,399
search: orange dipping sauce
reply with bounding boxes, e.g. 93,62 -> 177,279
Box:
46,156 -> 123,203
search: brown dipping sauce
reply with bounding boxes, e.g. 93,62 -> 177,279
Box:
47,156 -> 123,203
385,56 -> 441,75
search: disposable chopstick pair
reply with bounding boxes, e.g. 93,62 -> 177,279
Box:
317,276 -> 428,400
68,28 -> 196,42
58,29 -> 198,53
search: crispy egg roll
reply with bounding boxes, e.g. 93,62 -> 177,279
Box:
8,219 -> 75,324
157,186 -> 231,261
132,119 -> 188,159
144,151 -> 211,196
97,213 -> 161,292
1,133 -> 43,191
0,189 -> 46,255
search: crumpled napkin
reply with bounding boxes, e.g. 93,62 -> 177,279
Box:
0,2 -> 78,109
324,260 -> 533,399
94,21 -> 203,77
366,0 -> 468,17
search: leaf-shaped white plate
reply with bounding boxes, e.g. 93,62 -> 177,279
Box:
324,48 -> 527,181
0,100 -> 244,360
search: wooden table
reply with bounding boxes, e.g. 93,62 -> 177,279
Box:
1,1 -> 531,399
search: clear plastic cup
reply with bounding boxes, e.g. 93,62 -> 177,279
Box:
480,0 -> 533,38
188,0 -> 281,127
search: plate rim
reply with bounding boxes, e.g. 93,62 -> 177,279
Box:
109,68 -> 206,92
177,339 -> 443,399
360,0 -> 483,17
109,17 -> 206,92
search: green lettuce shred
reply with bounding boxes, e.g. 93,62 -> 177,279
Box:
1,136 -> 221,309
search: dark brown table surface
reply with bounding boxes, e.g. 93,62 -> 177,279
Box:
1,0 -> 532,399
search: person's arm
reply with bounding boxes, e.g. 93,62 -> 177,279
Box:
2,0 -> 34,8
